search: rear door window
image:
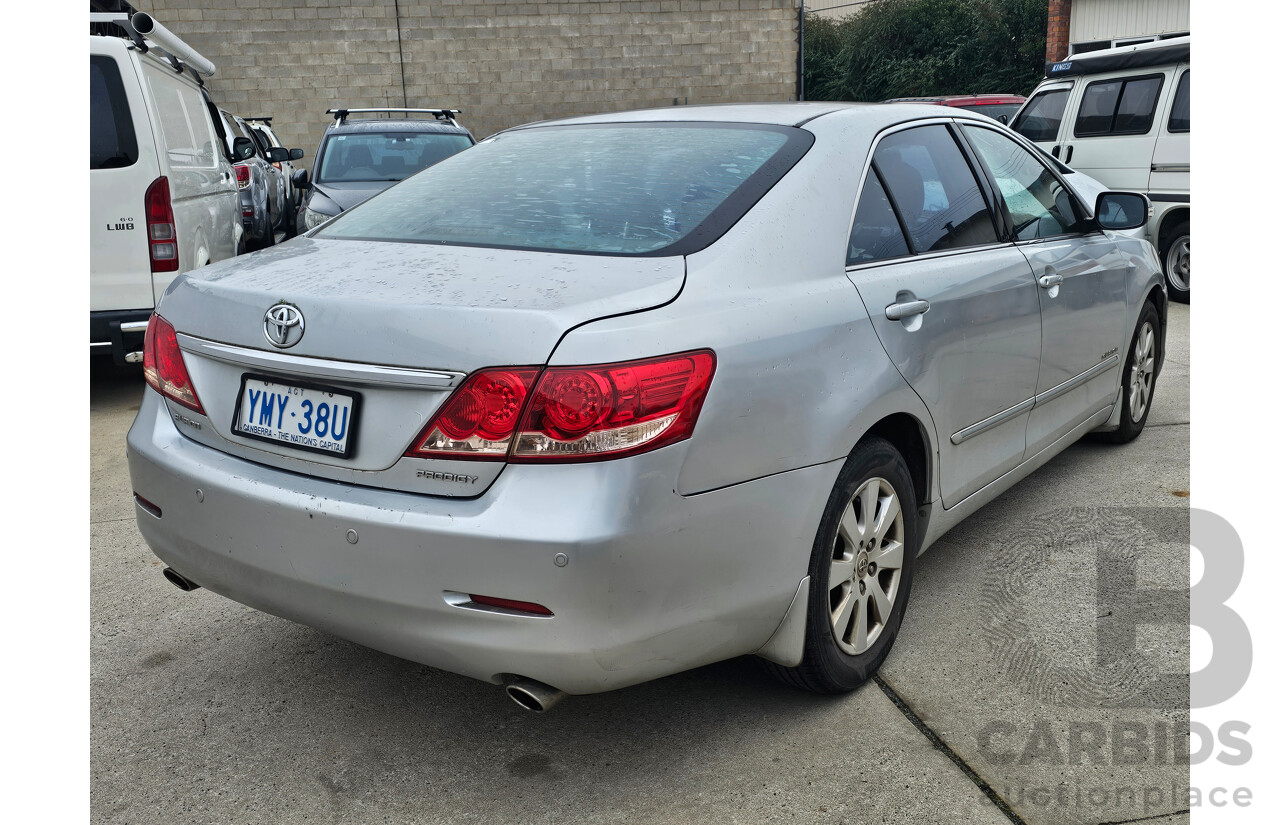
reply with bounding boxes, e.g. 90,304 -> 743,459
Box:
873,125 -> 998,253
1075,74 -> 1165,137
962,126 -> 1086,241
90,56 -> 138,170
1168,71 -> 1190,132
1012,88 -> 1070,142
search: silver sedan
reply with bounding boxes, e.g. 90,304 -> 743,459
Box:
128,103 -> 1165,711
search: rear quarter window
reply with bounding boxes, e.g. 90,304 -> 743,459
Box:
1168,71 -> 1190,133
90,56 -> 138,170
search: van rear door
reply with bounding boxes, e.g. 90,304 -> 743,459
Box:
90,50 -> 159,313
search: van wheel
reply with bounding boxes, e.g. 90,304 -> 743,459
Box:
767,437 -> 919,693
1161,221 -> 1189,303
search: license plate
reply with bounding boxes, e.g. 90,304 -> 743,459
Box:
233,376 -> 360,457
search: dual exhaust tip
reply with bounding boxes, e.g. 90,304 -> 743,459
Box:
162,568 -> 566,712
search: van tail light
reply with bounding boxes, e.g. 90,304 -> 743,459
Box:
405,351 -> 716,463
142,313 -> 205,414
272,162 -> 283,172
145,176 -> 179,273
234,164 -> 251,189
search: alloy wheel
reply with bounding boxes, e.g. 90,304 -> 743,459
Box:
1165,236 -> 1189,292
828,476 -> 905,655
1129,321 -> 1156,423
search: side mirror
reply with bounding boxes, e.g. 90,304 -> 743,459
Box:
1094,192 -> 1151,231
289,148 -> 304,161
232,137 -> 256,161
265,146 -> 290,164
291,169 -> 310,190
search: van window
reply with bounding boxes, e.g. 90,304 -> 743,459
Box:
147,70 -> 220,169
1168,71 -> 1190,133
962,126 -> 1085,241
847,169 -> 910,265
1075,75 -> 1165,137
873,126 -> 998,254
90,56 -> 138,170
1011,89 -> 1069,142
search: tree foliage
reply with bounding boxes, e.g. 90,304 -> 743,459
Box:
803,0 -> 1049,101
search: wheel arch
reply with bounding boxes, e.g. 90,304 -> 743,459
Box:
862,412 -> 932,521
1157,207 -> 1189,253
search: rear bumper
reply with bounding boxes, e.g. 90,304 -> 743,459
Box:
127,389 -> 838,694
90,309 -> 151,364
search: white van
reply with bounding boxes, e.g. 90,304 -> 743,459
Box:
1012,37 -> 1189,301
90,13 -> 241,362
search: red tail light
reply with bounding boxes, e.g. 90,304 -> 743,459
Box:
142,313 -> 204,414
234,164 -> 251,189
406,351 -> 715,463
407,368 -> 540,460
144,176 -> 178,273
271,162 -> 283,172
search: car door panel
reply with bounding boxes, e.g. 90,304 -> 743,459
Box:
846,123 -> 1042,509
960,123 -> 1129,455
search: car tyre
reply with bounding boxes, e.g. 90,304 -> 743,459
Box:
1095,301 -> 1160,444
767,436 -> 919,693
1161,221 -> 1189,303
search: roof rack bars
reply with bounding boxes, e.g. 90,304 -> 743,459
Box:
90,12 -> 217,78
243,117 -> 274,125
327,108 -> 462,126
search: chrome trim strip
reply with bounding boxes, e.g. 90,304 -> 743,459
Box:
175,333 -> 466,390
1034,355 -> 1119,407
119,321 -> 150,333
1151,163 -> 1190,173
89,341 -> 112,348
951,398 -> 1034,445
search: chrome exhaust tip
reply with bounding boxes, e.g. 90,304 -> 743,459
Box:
505,677 -> 566,713
162,567 -> 200,592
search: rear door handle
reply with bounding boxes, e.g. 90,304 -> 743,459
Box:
885,299 -> 930,321
1039,273 -> 1064,289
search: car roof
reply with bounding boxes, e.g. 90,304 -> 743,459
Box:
883,94 -> 1025,106
514,102 -> 876,129
326,118 -> 472,136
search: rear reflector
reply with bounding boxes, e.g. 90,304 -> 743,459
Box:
469,595 -> 554,616
144,176 -> 179,273
405,351 -> 716,463
143,313 -> 205,414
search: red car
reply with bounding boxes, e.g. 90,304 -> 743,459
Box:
882,94 -> 1027,124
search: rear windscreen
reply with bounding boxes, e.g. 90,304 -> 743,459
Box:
316,132 -> 475,184
90,56 -> 138,170
316,122 -> 813,256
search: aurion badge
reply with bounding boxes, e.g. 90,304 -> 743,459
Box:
264,303 -> 304,348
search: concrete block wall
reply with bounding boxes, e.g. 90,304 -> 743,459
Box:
137,1 -> 800,168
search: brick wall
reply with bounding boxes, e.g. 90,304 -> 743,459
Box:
136,1 -> 800,169
1045,0 -> 1072,64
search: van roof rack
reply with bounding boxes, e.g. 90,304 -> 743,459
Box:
244,117 -> 274,125
327,108 -> 462,127
90,11 -> 217,81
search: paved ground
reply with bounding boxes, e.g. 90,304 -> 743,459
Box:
91,303 -> 1190,825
